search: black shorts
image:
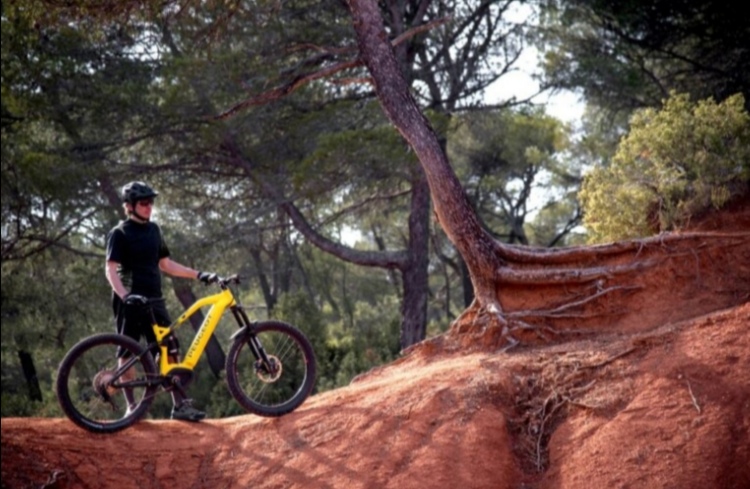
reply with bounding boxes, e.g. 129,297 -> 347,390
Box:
112,295 -> 179,358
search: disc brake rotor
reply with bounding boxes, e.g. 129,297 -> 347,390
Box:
255,355 -> 282,383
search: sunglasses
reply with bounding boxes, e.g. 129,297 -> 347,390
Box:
136,199 -> 154,207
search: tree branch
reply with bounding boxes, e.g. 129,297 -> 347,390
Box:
215,17 -> 451,120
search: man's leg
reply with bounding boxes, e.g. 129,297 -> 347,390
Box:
165,343 -> 206,422
164,337 -> 186,407
118,355 -> 137,414
114,297 -> 138,415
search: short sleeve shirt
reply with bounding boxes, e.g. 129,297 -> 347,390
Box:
106,220 -> 170,298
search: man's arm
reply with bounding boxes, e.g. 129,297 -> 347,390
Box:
159,257 -> 201,280
106,261 -> 128,299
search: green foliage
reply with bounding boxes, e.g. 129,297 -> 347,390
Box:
580,92 -> 750,243
272,286 -> 400,393
1,249 -> 110,417
539,0 -> 750,115
2,3 -> 159,266
447,107 -> 581,246
205,371 -> 247,418
1,391 -> 40,417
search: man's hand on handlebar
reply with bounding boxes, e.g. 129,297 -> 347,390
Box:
197,271 -> 218,284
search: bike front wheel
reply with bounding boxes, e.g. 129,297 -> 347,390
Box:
226,321 -> 316,417
56,333 -> 159,434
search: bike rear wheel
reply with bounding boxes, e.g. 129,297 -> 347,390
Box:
226,321 -> 316,417
56,333 -> 159,434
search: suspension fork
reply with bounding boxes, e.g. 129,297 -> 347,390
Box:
230,305 -> 274,369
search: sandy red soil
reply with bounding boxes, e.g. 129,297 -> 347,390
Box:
3,198 -> 749,489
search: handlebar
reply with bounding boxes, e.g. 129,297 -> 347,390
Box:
217,274 -> 241,289
127,275 -> 240,308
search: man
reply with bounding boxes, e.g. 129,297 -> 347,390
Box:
106,181 -> 216,422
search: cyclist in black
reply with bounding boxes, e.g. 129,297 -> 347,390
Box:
106,181 -> 216,422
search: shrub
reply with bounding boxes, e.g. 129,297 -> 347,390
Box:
580,92 -> 750,243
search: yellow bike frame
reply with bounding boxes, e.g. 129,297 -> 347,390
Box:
151,288 -> 236,374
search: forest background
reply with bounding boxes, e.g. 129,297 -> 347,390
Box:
2,0 -> 748,421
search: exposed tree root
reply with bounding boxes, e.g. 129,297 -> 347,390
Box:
452,295 -> 521,350
451,283 -> 640,350
493,231 -> 749,265
446,227 -> 749,352
510,344 -> 642,473
684,378 -> 702,414
495,260 -> 658,285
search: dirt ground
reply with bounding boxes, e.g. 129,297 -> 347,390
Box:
3,198 -> 749,489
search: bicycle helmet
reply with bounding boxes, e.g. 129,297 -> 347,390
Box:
121,181 -> 159,204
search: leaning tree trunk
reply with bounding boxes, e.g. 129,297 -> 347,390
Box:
347,0 -> 750,349
348,0 -> 506,317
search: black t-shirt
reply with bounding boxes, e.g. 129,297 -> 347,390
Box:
106,219 -> 170,298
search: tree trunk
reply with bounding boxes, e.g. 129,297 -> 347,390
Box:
250,247 -> 276,313
459,257 -> 474,308
18,350 -> 42,402
347,0 -> 504,312
400,164 -> 430,348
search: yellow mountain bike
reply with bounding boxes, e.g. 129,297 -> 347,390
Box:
55,274 -> 316,434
